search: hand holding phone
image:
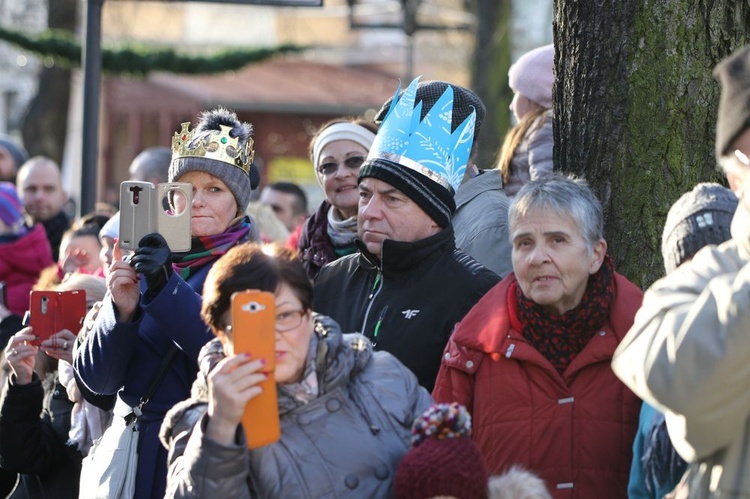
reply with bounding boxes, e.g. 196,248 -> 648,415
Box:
230,290 -> 280,449
27,290 -> 87,347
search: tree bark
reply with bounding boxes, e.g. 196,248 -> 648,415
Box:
554,0 -> 750,288
471,0 -> 512,170
21,0 -> 77,163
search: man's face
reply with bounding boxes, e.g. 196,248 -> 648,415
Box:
260,187 -> 302,232
357,177 -> 441,258
0,146 -> 17,182
725,128 -> 750,210
18,161 -> 66,222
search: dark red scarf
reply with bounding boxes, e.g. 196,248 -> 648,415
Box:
510,256 -> 615,374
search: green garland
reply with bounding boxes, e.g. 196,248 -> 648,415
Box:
0,25 -> 306,75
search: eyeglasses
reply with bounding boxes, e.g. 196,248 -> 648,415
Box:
223,309 -> 307,335
735,149 -> 750,167
317,156 -> 366,176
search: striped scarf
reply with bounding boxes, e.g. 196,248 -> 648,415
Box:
172,217 -> 252,280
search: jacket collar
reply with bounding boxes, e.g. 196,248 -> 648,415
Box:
453,272 -> 642,363
355,225 -> 456,275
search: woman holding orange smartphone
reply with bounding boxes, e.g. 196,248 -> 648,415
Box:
160,243 -> 432,498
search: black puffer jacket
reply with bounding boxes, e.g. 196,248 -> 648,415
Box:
0,374 -> 81,499
313,225 -> 499,391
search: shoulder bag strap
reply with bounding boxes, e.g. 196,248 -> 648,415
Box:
126,344 -> 180,423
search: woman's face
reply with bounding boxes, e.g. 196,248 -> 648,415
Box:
176,171 -> 238,237
510,92 -> 537,122
316,139 -> 368,219
271,283 -> 313,384
220,282 -> 313,385
511,208 -> 606,315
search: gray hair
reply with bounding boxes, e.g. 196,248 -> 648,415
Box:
509,174 -> 604,250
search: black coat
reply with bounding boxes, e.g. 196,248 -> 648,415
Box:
313,226 -> 499,392
0,374 -> 81,499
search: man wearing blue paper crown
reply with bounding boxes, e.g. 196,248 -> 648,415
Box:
313,78 -> 500,391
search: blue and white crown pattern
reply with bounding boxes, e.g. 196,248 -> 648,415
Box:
368,77 -> 476,193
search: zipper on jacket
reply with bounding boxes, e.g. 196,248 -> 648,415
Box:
371,305 -> 389,347
361,269 -> 384,339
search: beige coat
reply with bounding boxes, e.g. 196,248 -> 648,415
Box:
612,202 -> 750,497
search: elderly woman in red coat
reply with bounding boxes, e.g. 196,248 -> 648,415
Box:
433,174 -> 642,498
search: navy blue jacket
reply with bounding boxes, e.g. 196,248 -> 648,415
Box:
74,264 -> 214,499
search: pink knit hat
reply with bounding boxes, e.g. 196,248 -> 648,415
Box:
508,44 -> 555,109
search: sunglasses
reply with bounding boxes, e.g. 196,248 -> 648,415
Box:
317,156 -> 366,176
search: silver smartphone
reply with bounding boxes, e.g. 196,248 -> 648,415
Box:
119,181 -> 192,252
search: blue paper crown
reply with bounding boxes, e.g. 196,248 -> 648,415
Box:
367,77 -> 476,193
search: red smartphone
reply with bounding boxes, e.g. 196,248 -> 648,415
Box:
230,290 -> 280,449
28,290 -> 87,347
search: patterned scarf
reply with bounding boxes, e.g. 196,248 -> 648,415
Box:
172,217 -> 252,280
327,207 -> 358,250
278,334 -> 320,410
512,256 -> 615,374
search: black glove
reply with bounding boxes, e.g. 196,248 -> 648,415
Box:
131,233 -> 173,298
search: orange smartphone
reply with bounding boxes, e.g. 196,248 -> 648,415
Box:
230,290 -> 280,449
28,290 -> 87,346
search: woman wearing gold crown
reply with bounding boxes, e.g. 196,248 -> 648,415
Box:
73,108 -> 258,499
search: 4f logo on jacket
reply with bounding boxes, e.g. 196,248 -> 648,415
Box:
401,309 -> 420,319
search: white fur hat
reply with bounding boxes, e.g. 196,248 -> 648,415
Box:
508,44 -> 555,109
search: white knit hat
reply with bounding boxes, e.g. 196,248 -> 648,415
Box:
508,44 -> 555,109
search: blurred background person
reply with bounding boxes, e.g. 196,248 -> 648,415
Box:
97,212 -> 119,274
627,183 -> 737,498
0,273 -> 104,499
260,181 -> 308,234
54,275 -> 111,458
434,175 -> 642,496
297,117 -> 377,279
0,182 -> 52,323
16,156 -> 70,261
74,107 -> 259,499
0,134 -> 29,184
160,243 -> 432,498
498,44 -> 555,198
245,201 -> 290,243
612,47 -> 750,495
128,146 -> 172,185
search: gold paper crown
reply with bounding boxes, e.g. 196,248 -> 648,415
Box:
171,122 -> 255,174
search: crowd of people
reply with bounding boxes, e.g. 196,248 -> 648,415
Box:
0,41 -> 749,499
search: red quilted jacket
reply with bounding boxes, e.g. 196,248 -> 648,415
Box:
433,272 -> 642,498
0,224 -> 53,316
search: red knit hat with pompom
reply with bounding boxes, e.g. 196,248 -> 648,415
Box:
395,403 -> 488,499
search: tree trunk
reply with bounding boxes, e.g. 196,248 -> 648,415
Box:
471,0 -> 512,170
554,0 -> 750,288
21,0 -> 77,163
